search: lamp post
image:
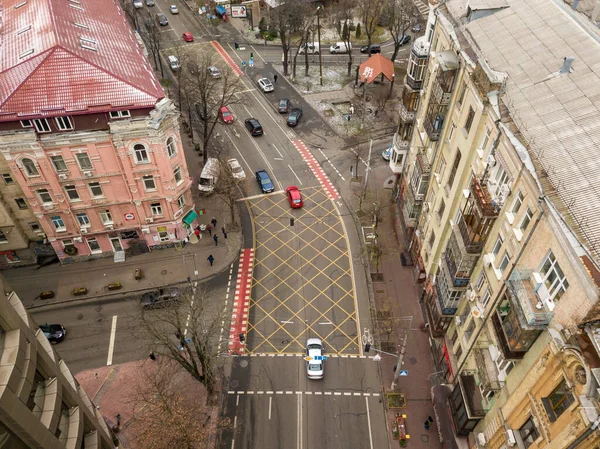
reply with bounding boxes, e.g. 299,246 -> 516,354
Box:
317,6 -> 323,86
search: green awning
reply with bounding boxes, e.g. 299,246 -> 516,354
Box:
182,210 -> 199,226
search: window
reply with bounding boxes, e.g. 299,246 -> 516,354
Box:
54,116 -> 73,131
464,107 -> 475,134
151,202 -> 163,216
542,380 -> 574,422
174,167 -> 182,184
134,144 -> 150,163
489,165 -> 510,196
143,175 -> 156,191
29,222 -> 41,233
51,215 -> 65,231
428,230 -> 436,249
498,251 -> 511,273
0,230 -> 7,243
20,120 -> 33,128
491,234 -> 504,256
476,272 -> 485,291
481,288 -> 491,308
50,155 -> 68,172
22,158 -> 39,176
2,173 -> 13,184
99,210 -> 113,224
512,191 -> 524,214
455,344 -> 463,361
465,319 -> 476,341
436,157 -> 446,183
437,199 -> 446,222
166,137 -> 177,157
446,150 -> 462,190
88,182 -> 103,198
177,195 -> 185,209
15,198 -> 27,209
64,185 -> 80,201
456,83 -> 467,106
62,239 -> 75,251
539,251 -> 569,302
519,416 -> 540,449
87,237 -> 101,253
158,226 -> 169,241
75,153 -> 93,170
109,110 -> 131,119
76,213 -> 90,227
33,118 -> 51,133
520,207 -> 533,231
37,189 -> 52,204
447,123 -> 455,141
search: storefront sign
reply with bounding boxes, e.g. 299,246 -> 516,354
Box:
231,5 -> 247,17
124,213 -> 135,221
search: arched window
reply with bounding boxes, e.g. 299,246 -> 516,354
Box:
133,144 -> 150,164
22,158 -> 39,176
166,137 -> 177,158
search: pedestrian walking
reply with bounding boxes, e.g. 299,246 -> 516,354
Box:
222,227 -> 228,239
211,217 -> 218,228
274,74 -> 278,83
194,228 -> 200,238
428,416 -> 434,423
424,421 -> 430,430
207,254 -> 215,266
234,42 -> 239,50
349,103 -> 355,115
250,52 -> 254,59
206,224 -> 212,236
213,234 -> 218,246
149,352 -> 156,361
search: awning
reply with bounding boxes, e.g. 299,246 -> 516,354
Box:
431,385 -> 459,449
183,210 -> 199,226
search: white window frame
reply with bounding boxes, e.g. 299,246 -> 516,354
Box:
512,191 -> 524,214
158,228 -> 169,241
88,182 -> 103,198
33,118 -> 51,133
20,120 -> 33,128
476,272 -> 486,291
86,237 -> 102,254
2,173 -> 13,184
481,288 -> 491,308
519,207 -> 533,231
538,251 -> 569,302
51,155 -> 68,172
177,195 -> 185,209
447,123 -> 455,141
498,251 -> 511,273
491,234 -> 504,256
51,215 -> 66,231
166,137 -> 177,158
133,144 -> 150,164
99,210 -> 113,225
37,189 -> 52,204
143,175 -> 157,191
480,127 -> 491,150
22,158 -> 39,176
64,185 -> 80,201
151,202 -> 163,216
76,213 -> 90,227
109,110 -> 131,119
15,198 -> 28,209
174,167 -> 183,185
0,230 -> 8,243
63,239 -> 75,250
75,152 -> 93,170
54,116 -> 73,131
29,222 -> 42,233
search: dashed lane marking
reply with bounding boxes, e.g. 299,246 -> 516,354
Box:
227,391 -> 380,397
211,41 -> 243,76
228,248 -> 254,354
291,139 -> 340,200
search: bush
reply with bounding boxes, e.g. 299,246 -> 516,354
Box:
342,22 -> 348,40
267,29 -> 278,38
258,17 -> 268,33
355,23 -> 361,39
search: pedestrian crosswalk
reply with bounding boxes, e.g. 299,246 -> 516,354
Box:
414,0 -> 430,18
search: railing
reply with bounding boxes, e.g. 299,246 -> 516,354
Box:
456,213 -> 484,253
473,348 -> 502,393
506,268 -> 553,327
491,312 -> 526,360
443,251 -> 471,287
471,177 -> 499,217
424,115 -> 442,141
436,282 -> 459,316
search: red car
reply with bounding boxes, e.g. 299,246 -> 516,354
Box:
219,106 -> 234,124
286,186 -> 303,208
182,32 -> 194,42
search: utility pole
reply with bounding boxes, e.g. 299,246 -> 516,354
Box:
317,6 -> 323,86
362,138 -> 373,199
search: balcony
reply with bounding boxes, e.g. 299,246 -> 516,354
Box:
432,81 -> 452,106
473,347 -> 503,394
456,213 -> 484,253
424,115 -> 443,141
449,374 -> 485,436
400,89 -> 419,122
470,177 -> 499,218
435,267 -> 465,316
506,268 -> 553,327
399,103 -> 416,122
444,231 -> 479,284
443,251 -> 470,287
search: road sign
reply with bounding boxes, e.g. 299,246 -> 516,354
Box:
313,355 -> 327,361
241,61 -> 246,67
398,370 -> 409,376
249,58 -> 254,67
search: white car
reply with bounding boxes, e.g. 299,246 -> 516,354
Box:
258,78 -> 274,93
133,0 -> 143,8
305,338 -> 324,379
207,66 -> 221,78
228,159 -> 246,180
169,4 -> 179,13
382,145 -> 392,161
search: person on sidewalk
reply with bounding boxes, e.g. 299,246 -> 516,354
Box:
207,254 -> 215,266
213,235 -> 218,246
149,352 -> 156,361
222,227 -> 228,239
274,74 -> 278,83
206,224 -> 212,236
211,217 -> 218,228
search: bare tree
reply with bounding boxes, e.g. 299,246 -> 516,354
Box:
134,287 -> 223,398
183,54 -> 244,163
333,0 -> 358,76
385,0 -> 417,62
119,0 -> 141,31
140,10 -> 164,78
213,156 -> 246,226
368,239 -> 384,274
359,0 -> 386,47
271,0 -> 308,76
291,14 -> 317,80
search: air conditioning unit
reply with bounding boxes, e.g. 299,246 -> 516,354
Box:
105,224 -> 114,230
58,174 -> 68,180
483,253 -> 494,267
73,237 -> 83,243
467,290 -> 477,302
423,202 -> 431,212
486,154 -> 496,167
145,218 -> 154,224
477,432 -> 487,446
141,226 -> 151,234
455,316 -> 462,325
505,429 -> 516,447
80,228 -> 88,234
500,184 -> 511,197
83,171 -> 93,177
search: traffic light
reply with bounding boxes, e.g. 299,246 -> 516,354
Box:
364,343 -> 371,353
239,333 -> 245,343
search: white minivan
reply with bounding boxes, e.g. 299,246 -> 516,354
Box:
329,42 -> 352,54
198,158 -> 220,194
299,42 -> 320,54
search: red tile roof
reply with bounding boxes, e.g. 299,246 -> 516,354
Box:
359,54 -> 395,84
0,0 -> 165,122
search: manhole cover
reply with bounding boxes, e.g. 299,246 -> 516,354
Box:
161,270 -> 167,275
409,357 -> 417,365
239,359 -> 249,368
230,380 -> 239,388
421,435 -> 429,443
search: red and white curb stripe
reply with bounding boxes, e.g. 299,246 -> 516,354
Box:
291,139 -> 340,200
211,41 -> 243,76
228,248 -> 254,354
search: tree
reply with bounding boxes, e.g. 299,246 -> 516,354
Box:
385,0 -> 417,62
213,156 -> 246,225
355,23 -> 362,39
258,17 -> 268,34
119,0 -> 141,32
291,11 -> 318,79
134,287 -> 224,398
333,0 -> 358,76
183,53 -> 244,163
359,0 -> 386,47
140,10 -> 164,78
271,0 -> 307,76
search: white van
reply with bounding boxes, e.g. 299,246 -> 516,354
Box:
168,55 -> 180,71
299,42 -> 320,54
329,42 -> 352,54
198,158 -> 220,194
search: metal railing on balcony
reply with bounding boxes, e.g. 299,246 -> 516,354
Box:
471,177 -> 499,217
424,115 -> 442,141
456,213 -> 484,253
473,348 -> 503,393
399,103 -> 416,123
443,251 -> 471,287
432,82 -> 453,106
435,281 -> 460,316
459,374 -> 486,417
506,268 -> 553,327
491,312 -> 526,360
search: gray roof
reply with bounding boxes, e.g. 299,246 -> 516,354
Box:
451,0 -> 600,264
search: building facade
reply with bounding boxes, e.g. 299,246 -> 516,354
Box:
0,275 -> 114,448
397,0 -> 600,447
0,0 -> 196,264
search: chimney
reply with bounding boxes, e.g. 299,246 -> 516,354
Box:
560,57 -> 575,74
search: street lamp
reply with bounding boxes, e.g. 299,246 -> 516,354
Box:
317,6 -> 323,86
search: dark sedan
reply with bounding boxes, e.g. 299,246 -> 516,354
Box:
245,118 -> 263,136
39,323 -> 66,344
255,169 -> 275,193
287,108 -> 303,127
141,288 -> 181,309
360,44 -> 381,54
278,99 -> 291,113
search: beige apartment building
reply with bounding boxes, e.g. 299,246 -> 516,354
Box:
393,0 -> 600,447
0,274 -> 114,448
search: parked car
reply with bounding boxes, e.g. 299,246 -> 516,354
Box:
360,44 -> 381,54
145,0 -> 155,6
329,42 -> 352,54
397,34 -> 411,46
255,170 -> 274,193
258,78 -> 274,92
133,0 -> 143,8
299,42 -> 320,54
167,55 -> 180,71
278,98 -> 291,114
306,338 -> 324,379
39,323 -> 66,344
286,186 -> 303,208
219,106 -> 234,124
412,23 -> 421,33
207,66 -> 221,78
182,32 -> 194,42
169,4 -> 179,14
157,13 -> 168,26
287,108 -> 303,127
245,118 -> 263,136
228,159 -> 246,180
382,145 -> 392,161
140,288 -> 181,309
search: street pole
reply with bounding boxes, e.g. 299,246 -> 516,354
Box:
317,6 -> 323,86
362,138 -> 373,199
391,332 -> 408,390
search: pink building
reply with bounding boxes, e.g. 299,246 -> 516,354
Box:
0,0 -> 196,262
